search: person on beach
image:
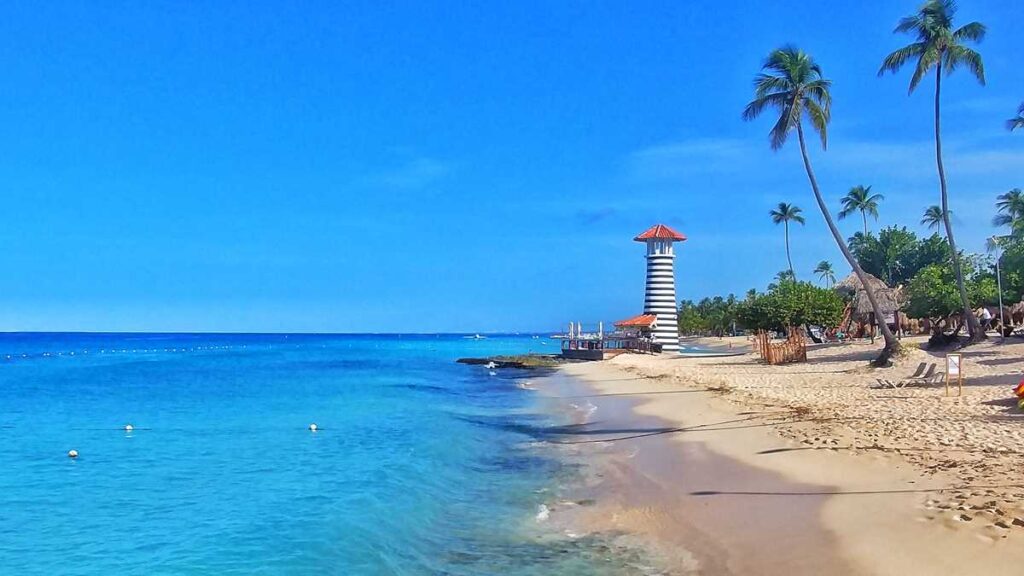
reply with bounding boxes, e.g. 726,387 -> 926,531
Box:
979,307 -> 993,332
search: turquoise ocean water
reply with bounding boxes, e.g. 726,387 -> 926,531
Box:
0,333 -> 651,575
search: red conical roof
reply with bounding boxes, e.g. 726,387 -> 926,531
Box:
614,314 -> 658,328
633,224 -> 686,242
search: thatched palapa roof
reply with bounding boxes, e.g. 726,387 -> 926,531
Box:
834,271 -> 901,317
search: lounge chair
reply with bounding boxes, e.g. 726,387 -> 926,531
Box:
876,362 -> 937,389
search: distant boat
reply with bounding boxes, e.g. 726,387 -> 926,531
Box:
463,334 -> 487,340
531,335 -> 540,339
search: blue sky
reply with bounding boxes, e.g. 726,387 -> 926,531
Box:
0,1 -> 1020,332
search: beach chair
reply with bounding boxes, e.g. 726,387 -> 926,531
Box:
876,362 -> 929,389
905,364 -> 938,387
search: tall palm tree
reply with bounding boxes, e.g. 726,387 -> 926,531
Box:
921,205 -> 947,230
814,260 -> 837,288
1008,102 -> 1024,131
744,46 -> 901,364
770,202 -> 805,278
838,185 -> 884,236
879,0 -> 986,343
993,188 -> 1024,233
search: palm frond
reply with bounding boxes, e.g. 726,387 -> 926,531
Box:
1008,103 -> 1024,132
803,98 -> 828,150
768,102 -> 796,150
953,21 -> 986,42
908,46 -> 940,93
993,213 -> 1014,227
752,74 -> 793,98
944,45 -> 985,84
878,42 -> 926,76
893,14 -> 925,35
741,91 -> 790,122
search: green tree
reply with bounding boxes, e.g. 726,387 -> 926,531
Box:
677,295 -> 741,336
905,264 -> 963,330
838,185 -> 884,236
879,0 -> 987,343
909,232 -> 953,271
849,226 -> 952,286
921,205 -> 946,231
993,188 -> 1024,233
737,280 -> 845,332
770,202 -> 805,278
1008,102 -> 1024,131
744,46 -> 901,365
677,300 -> 704,334
906,259 -> 997,335
814,260 -> 836,287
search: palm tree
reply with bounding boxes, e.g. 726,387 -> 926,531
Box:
744,46 -> 901,364
1008,102 -> 1024,131
775,269 -> 796,283
838,185 -> 884,236
921,205 -> 947,230
814,260 -> 836,288
879,0 -> 986,343
994,188 -> 1024,233
770,202 -> 805,278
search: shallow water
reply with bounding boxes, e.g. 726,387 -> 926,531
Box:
0,333 -> 656,575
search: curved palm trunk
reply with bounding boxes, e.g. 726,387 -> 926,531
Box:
934,63 -> 984,343
784,222 -> 794,278
796,123 -> 900,365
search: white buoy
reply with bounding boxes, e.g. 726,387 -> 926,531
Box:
67,449 -> 78,458
124,424 -> 134,432
308,423 -> 318,432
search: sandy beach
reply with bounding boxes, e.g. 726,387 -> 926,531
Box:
535,336 -> 1024,575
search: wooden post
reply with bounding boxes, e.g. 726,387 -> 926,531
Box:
945,353 -> 962,397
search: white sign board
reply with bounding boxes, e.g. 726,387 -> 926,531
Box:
947,354 -> 961,376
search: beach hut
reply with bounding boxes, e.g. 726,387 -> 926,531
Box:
834,272 -> 902,337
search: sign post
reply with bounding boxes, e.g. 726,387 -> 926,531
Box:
945,353 -> 963,397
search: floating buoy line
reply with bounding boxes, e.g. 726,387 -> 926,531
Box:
56,423 -> 326,459
0,344 -> 262,364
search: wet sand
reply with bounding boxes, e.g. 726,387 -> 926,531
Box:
534,370 -> 853,575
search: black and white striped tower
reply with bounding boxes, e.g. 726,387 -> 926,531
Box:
634,224 -> 686,353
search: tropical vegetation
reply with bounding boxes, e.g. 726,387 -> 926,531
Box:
743,46 -> 902,364
921,205 -> 946,230
838,185 -> 884,236
879,0 -> 987,342
814,260 -> 836,288
675,1 -> 1016,358
769,202 -> 805,278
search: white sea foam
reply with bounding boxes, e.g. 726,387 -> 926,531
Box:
535,504 -> 550,522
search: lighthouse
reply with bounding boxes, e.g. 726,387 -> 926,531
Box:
635,224 -> 686,353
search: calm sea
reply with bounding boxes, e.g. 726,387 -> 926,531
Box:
0,333 -> 654,575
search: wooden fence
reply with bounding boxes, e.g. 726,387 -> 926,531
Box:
752,328 -> 807,365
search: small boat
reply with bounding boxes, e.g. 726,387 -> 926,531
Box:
463,334 -> 487,340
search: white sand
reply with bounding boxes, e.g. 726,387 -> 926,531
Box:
547,336 -> 1024,575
